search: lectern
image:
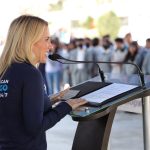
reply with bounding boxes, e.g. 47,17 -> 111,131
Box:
70,74 -> 150,150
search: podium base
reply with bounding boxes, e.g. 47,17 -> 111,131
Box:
72,108 -> 116,150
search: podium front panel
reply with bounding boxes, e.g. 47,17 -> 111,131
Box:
70,74 -> 150,121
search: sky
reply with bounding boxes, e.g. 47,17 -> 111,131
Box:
0,0 -> 150,45
0,0 -> 51,38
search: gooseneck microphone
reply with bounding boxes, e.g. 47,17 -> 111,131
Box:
49,54 -> 63,60
48,53 -> 145,88
48,53 -> 105,82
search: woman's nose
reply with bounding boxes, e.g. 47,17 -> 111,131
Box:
48,42 -> 53,51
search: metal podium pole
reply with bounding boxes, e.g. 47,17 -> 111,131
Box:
142,96 -> 150,150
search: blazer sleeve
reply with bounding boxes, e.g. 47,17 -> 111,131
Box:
22,69 -> 72,136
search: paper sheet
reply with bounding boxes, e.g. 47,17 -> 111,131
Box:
82,83 -> 138,103
62,90 -> 80,100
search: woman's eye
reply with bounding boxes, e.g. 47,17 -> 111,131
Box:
45,37 -> 51,42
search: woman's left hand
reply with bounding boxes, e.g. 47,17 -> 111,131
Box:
50,88 -> 70,103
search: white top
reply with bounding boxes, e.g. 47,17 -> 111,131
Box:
77,48 -> 85,70
111,49 -> 127,74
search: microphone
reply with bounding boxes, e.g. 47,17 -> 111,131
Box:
48,53 -> 63,60
48,54 -> 145,88
48,54 -> 105,82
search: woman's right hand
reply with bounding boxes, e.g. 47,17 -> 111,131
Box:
66,98 -> 87,110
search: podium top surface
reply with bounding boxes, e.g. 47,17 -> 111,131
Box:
70,74 -> 150,121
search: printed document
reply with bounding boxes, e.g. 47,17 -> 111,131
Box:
82,83 -> 138,103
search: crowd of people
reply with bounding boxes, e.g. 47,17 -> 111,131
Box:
39,33 -> 150,95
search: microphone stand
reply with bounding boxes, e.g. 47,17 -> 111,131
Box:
96,63 -> 105,82
52,57 -> 105,82
48,54 -> 145,88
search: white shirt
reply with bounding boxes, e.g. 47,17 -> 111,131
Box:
77,48 -> 85,70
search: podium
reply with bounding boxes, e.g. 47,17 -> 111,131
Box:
70,74 -> 150,150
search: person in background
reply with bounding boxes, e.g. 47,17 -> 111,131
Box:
144,38 -> 150,52
60,43 -> 70,87
75,39 -> 87,84
92,37 -> 102,77
123,41 -> 144,75
102,34 -> 114,51
124,33 -> 132,49
111,38 -> 127,76
0,15 -> 86,150
142,38 -> 150,74
45,39 -> 62,95
68,40 -> 78,86
97,36 -> 113,73
84,38 -> 94,79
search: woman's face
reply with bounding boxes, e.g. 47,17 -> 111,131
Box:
129,45 -> 137,54
33,26 -> 52,64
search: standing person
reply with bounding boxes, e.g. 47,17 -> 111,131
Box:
76,40 -> 86,84
123,41 -> 144,75
97,36 -> 113,73
0,15 -> 86,150
60,43 -> 70,87
45,39 -> 62,95
92,37 -> 102,77
145,38 -> 150,51
142,38 -> 150,74
68,40 -> 78,86
124,33 -> 132,49
84,38 -> 94,79
111,38 -> 127,76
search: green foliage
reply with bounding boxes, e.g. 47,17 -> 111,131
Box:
48,0 -> 63,11
83,16 -> 95,29
97,11 -> 120,39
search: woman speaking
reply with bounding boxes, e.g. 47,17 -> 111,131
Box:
0,15 -> 86,150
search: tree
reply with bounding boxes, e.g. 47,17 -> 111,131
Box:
48,0 -> 64,11
83,16 -> 95,29
97,11 -> 120,39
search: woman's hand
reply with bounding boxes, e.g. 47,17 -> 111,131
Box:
50,88 -> 70,104
66,98 -> 87,110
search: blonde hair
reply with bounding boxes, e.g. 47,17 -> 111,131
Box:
0,15 -> 48,77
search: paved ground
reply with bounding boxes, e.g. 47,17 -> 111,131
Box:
46,110 -> 143,150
